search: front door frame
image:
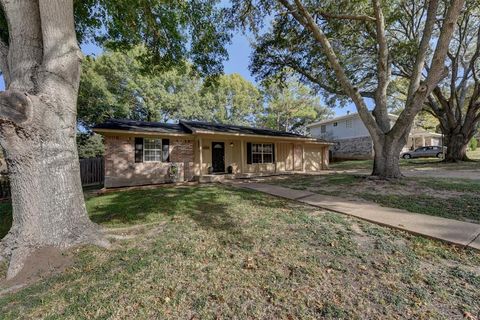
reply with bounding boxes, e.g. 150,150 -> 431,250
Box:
211,141 -> 225,173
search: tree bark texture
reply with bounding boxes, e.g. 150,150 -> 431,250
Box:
0,0 -> 108,279
444,132 -> 471,161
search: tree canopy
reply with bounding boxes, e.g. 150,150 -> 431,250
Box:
78,48 -> 266,128
231,0 -> 465,178
261,76 -> 333,134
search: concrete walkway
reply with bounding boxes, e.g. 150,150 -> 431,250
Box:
229,181 -> 480,250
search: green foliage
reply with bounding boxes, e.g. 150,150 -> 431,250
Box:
469,138 -> 478,151
1,1 -> 230,77
78,47 -> 205,126
202,73 -> 263,125
77,133 -> 104,159
261,76 -> 333,133
73,0 -> 231,76
231,0 -> 403,106
78,48 -> 264,127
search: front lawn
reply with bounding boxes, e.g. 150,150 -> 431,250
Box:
0,185 -> 479,319
329,149 -> 480,171
264,175 -> 480,223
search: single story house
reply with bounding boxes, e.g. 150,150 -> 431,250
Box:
93,119 -> 331,188
307,112 -> 442,160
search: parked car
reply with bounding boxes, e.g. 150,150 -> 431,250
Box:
401,146 -> 445,159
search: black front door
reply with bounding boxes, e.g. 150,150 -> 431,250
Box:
212,142 -> 225,173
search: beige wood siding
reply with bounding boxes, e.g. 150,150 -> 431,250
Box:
293,144 -> 303,171
276,143 -> 294,172
304,144 -> 325,172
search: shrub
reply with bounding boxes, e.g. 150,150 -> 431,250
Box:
469,138 -> 478,151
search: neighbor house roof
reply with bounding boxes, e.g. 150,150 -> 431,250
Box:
306,112 -> 398,128
93,119 -> 331,143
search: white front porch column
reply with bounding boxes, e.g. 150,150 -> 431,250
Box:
274,142 -> 278,173
422,135 -> 426,147
302,144 -> 306,172
199,137 -> 203,177
240,140 -> 244,174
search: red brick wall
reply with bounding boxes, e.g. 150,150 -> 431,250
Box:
104,135 -> 195,188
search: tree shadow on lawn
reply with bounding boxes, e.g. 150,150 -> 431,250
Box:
1,185 -> 290,245
88,185 -> 286,246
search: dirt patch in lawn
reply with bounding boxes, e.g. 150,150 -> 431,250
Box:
0,246 -> 73,296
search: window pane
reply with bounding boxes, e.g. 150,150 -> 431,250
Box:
252,153 -> 262,164
253,143 -> 263,152
144,138 -> 162,161
263,153 -> 273,163
263,144 -> 272,153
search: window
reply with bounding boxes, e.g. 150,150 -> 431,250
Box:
144,138 -> 162,162
321,125 -> 326,133
346,119 -> 352,128
333,122 -> 338,127
252,143 -> 274,164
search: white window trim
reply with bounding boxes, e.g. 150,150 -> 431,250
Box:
143,138 -> 163,163
252,143 -> 274,164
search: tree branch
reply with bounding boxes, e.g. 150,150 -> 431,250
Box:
315,10 -> 376,23
38,0 -> 83,94
279,0 -> 382,139
0,0 -> 43,93
392,0 -> 464,137
372,0 -> 391,132
404,0 -> 439,104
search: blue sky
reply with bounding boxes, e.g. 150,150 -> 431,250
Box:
2,31 -> 357,117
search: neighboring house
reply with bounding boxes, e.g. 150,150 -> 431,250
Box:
307,112 -> 442,160
93,119 -> 331,188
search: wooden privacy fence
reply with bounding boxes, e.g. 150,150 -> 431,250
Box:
79,157 -> 105,186
0,157 -> 104,199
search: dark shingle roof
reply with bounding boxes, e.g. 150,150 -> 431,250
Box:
93,119 -> 190,134
94,119 -> 330,143
180,120 -> 308,138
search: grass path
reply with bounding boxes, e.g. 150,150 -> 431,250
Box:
0,185 -> 479,319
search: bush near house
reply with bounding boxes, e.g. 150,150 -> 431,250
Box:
469,138 -> 477,151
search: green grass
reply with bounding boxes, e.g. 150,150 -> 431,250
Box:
1,185 -> 479,319
329,149 -> 480,171
360,193 -> 480,222
416,177 -> 480,193
266,174 -> 480,223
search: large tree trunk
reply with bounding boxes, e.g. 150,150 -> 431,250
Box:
371,136 -> 405,178
444,131 -> 474,162
0,93 -> 108,279
0,0 -> 108,280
